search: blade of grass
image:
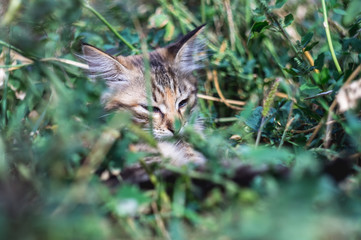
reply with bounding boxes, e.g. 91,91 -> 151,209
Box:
133,17 -> 154,136
321,0 -> 342,74
1,57 -> 89,72
0,39 -> 25,55
1,47 -> 10,128
201,0 -> 206,23
82,2 -> 138,53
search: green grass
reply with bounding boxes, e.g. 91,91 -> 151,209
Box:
1,0 -> 361,239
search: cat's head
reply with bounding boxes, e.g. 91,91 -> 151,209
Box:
82,25 -> 206,138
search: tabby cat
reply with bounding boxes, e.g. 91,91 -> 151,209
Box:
82,25 -> 206,166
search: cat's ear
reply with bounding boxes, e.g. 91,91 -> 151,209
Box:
167,24 -> 206,75
81,44 -> 129,85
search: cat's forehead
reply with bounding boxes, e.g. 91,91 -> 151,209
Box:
123,49 -> 192,91
124,49 -> 169,70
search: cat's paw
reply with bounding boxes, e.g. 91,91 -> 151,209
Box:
158,141 -> 206,166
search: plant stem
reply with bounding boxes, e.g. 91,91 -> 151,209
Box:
214,117 -> 238,123
255,117 -> 265,147
279,101 -> 294,149
1,48 -> 10,128
82,3 -> 137,53
321,0 -> 342,74
133,17 -> 154,135
201,0 -> 205,23
0,40 -> 24,55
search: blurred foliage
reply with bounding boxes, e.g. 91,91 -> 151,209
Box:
1,0 -> 361,239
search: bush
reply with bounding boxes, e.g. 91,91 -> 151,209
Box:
0,0 -> 361,239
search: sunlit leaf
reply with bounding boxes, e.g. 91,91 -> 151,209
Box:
284,14 -> 294,27
251,21 -> 269,33
301,32 -> 314,47
275,0 -> 288,8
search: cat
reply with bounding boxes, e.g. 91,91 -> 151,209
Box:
81,24 -> 207,167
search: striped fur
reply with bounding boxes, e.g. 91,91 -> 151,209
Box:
82,25 -> 207,165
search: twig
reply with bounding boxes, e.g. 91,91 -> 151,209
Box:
279,101 -> 294,149
197,93 -> 246,106
292,118 -> 351,134
306,64 -> 361,147
1,57 -> 89,71
323,64 -> 361,148
304,90 -> 333,100
255,117 -> 265,147
76,128 -> 120,180
151,202 -> 171,240
211,41 -> 241,110
223,0 -> 236,50
41,58 -> 89,69
213,70 -> 242,110
255,111 -> 279,147
324,107 -> 334,148
292,126 -> 317,134
328,18 -> 348,38
305,118 -> 325,147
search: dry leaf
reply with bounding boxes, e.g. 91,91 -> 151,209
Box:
0,48 -> 33,99
230,135 -> 242,141
337,78 -> 361,112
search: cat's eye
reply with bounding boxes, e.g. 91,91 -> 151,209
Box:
178,99 -> 188,109
141,105 -> 161,114
152,106 -> 161,113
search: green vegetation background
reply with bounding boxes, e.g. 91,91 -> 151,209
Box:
0,0 -> 361,239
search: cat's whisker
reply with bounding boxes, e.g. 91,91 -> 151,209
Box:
98,113 -> 112,119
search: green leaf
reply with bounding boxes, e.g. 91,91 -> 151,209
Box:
283,67 -> 299,76
253,15 -> 266,22
148,13 -> 169,28
164,22 -> 175,41
248,21 -> 269,43
300,83 -> 322,97
301,32 -> 314,48
284,14 -> 294,27
313,68 -> 330,85
343,38 -> 361,52
314,52 -> 325,70
343,0 -> 361,25
244,106 -> 263,131
275,0 -> 288,8
251,21 -> 269,33
304,41 -> 319,51
333,8 -> 347,15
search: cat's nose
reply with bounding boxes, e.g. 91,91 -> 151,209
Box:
167,123 -> 182,135
168,126 -> 175,134
166,117 -> 182,135
166,120 -> 175,135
